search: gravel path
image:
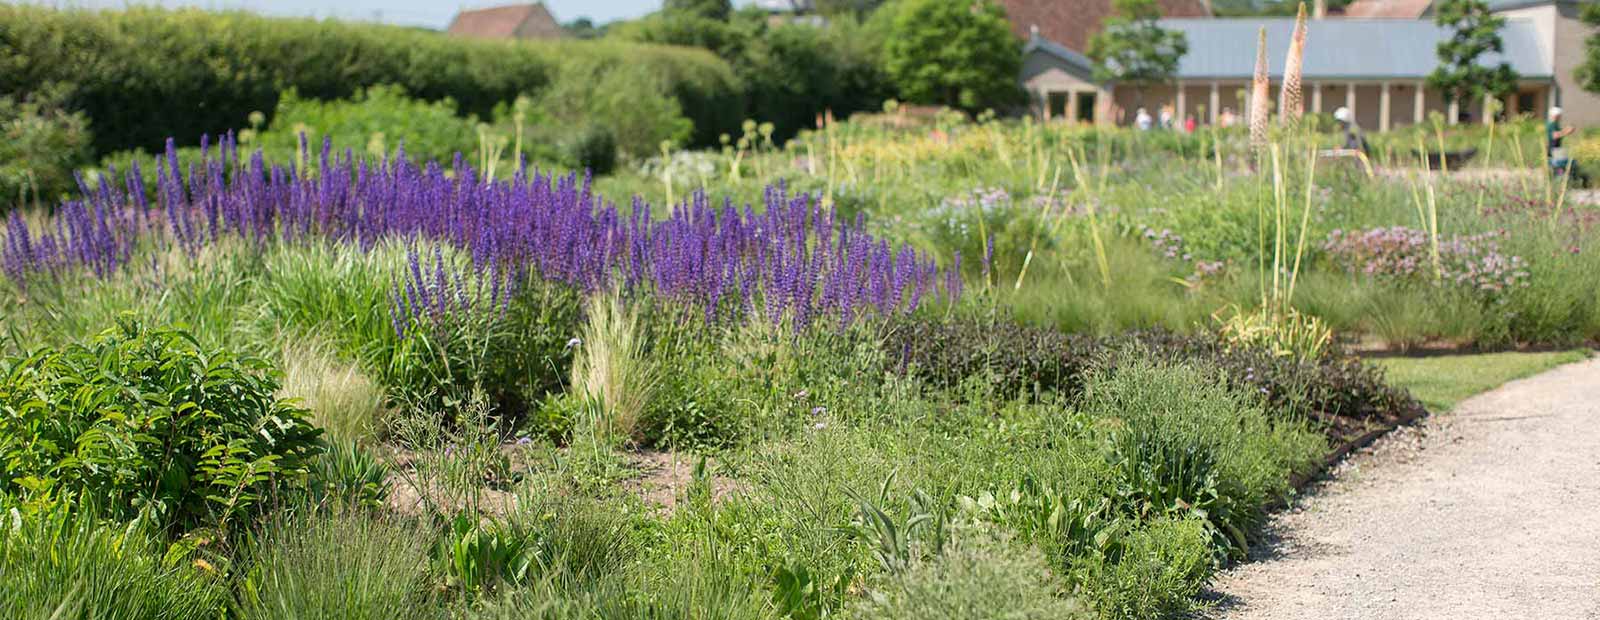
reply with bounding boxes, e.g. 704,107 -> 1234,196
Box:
1205,356 -> 1600,620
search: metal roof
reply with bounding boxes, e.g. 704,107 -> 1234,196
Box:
1154,18 -> 1552,80
1024,36 -> 1097,73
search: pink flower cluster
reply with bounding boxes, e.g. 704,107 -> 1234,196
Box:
1322,227 -> 1531,296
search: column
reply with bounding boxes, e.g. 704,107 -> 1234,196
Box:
1346,82 -> 1357,116
1176,81 -> 1187,126
1380,81 -> 1392,132
1449,99 -> 1460,125
1312,82 -> 1323,114
1097,86 -> 1114,126
1483,92 -> 1494,125
1066,90 -> 1079,124
1041,89 -> 1052,121
1414,82 -> 1425,126
1209,82 -> 1220,125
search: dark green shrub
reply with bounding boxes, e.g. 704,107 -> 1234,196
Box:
0,505 -> 229,619
888,315 -> 1098,399
563,124 -> 619,175
888,316 -> 1420,445
0,319 -> 322,532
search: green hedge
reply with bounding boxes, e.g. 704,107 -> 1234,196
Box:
0,5 -> 743,157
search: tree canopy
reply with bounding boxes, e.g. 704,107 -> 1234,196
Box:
1426,0 -> 1518,105
1086,0 -> 1188,95
882,0 -> 1022,111
1575,2 -> 1600,95
664,0 -> 733,21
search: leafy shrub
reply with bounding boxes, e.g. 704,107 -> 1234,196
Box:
247,85 -> 479,166
0,5 -> 740,157
1080,359 -> 1323,558
642,344 -> 744,449
533,58 -> 694,159
0,506 -> 228,620
239,512 -> 435,620
0,83 -> 93,207
0,319 -> 321,532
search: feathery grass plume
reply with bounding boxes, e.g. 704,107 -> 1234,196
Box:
570,292 -> 656,444
1279,4 -> 1307,124
1250,27 -> 1271,149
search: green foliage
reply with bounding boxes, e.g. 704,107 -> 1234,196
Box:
882,0 -> 1022,111
0,506 -> 228,620
305,439 -> 391,510
436,495 -> 636,597
0,319 -> 321,532
666,0 -> 734,20
1427,0 -> 1518,103
1087,0 -> 1189,94
1077,517 -> 1213,620
277,337 -> 388,444
851,529 -> 1092,620
562,124 -> 620,175
1579,3 -> 1600,95
1080,359 -> 1323,558
248,85 -> 479,166
615,9 -> 890,143
0,83 -> 93,208
239,511 -> 436,620
0,5 -> 740,156
533,57 -> 693,159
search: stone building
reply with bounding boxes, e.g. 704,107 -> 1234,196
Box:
1019,0 -> 1597,127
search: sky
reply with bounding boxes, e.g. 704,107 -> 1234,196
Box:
11,0 -> 701,28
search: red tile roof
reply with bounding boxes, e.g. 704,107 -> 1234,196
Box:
447,3 -> 565,40
1339,0 -> 1433,17
999,0 -> 1213,53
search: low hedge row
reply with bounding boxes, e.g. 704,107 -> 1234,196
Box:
0,5 -> 743,157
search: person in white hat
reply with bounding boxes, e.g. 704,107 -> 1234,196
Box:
1548,107 -> 1587,184
1333,106 -> 1367,153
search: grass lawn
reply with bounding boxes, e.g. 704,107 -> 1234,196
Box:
1375,350 -> 1592,412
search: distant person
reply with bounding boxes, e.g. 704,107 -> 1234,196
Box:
1333,107 -> 1368,154
1185,115 -> 1198,133
1135,107 -> 1153,131
1158,105 -> 1174,130
1219,107 -> 1237,128
1548,107 -> 1586,184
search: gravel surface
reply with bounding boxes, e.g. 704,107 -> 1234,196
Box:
1205,356 -> 1600,620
